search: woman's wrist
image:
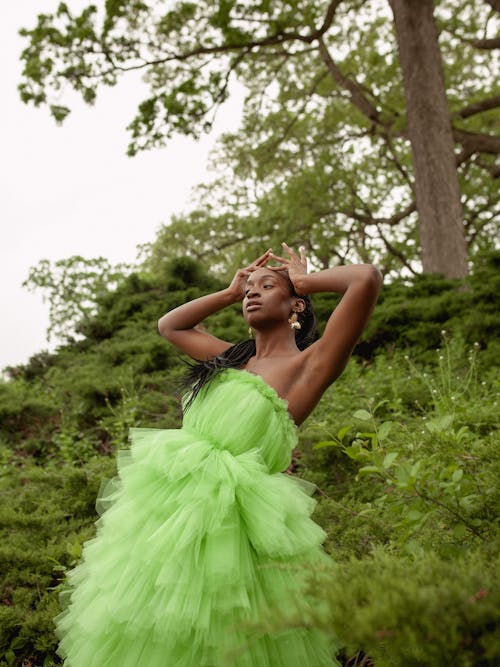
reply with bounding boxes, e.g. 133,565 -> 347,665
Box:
290,273 -> 310,296
159,287 -> 241,335
293,265 -> 382,295
222,286 -> 243,305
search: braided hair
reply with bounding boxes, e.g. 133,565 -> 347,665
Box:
178,271 -> 317,412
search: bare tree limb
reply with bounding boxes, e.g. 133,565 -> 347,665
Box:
453,128 -> 500,156
257,70 -> 330,156
466,210 -> 500,245
375,223 -> 418,274
383,135 -> 415,190
452,95 -> 500,119
472,155 -> 500,178
99,0 -> 344,74
317,37 -> 389,127
340,201 -> 417,227
461,36 -> 500,49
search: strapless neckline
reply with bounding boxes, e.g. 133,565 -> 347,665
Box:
222,367 -> 298,431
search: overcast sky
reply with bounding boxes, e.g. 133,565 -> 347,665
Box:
1,2 -> 244,371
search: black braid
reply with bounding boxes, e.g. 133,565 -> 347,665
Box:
177,271 -> 317,412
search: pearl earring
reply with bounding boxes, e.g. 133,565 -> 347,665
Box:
288,311 -> 301,330
248,326 -> 253,337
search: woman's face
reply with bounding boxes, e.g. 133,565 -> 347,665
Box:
242,267 -> 295,327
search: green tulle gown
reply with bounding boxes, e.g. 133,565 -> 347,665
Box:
54,368 -> 341,666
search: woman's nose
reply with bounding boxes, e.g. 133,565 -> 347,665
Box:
247,286 -> 260,298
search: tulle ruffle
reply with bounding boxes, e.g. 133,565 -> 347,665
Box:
182,368 -> 299,475
54,370 -> 340,666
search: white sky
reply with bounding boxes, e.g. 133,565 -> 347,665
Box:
1,2 -> 244,371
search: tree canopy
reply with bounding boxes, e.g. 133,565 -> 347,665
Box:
19,0 -> 499,277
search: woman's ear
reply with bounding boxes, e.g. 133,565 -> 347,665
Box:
294,298 -> 306,313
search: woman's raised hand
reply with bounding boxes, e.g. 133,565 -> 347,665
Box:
268,243 -> 308,294
227,248 -> 273,301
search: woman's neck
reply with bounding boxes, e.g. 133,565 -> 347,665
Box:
252,326 -> 299,360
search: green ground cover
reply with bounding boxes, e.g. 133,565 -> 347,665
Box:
1,253 -> 498,666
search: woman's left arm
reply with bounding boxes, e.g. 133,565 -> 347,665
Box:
269,244 -> 383,386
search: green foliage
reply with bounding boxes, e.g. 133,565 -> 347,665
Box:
2,251 -> 499,664
301,545 -> 500,667
298,331 -> 499,563
283,337 -> 498,665
0,458 -> 116,667
22,256 -> 132,342
355,249 -> 500,367
17,1 -> 500,275
2,320 -> 499,664
4,251 -> 499,466
2,257 -> 231,463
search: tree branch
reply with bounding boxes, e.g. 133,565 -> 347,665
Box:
317,36 -> 388,127
473,155 -> 500,178
99,0 -> 344,74
340,201 -> 417,227
453,128 -> 500,156
258,70 -> 330,156
452,95 -> 500,120
461,36 -> 500,49
467,210 -> 500,245
383,135 -> 415,190
317,0 -> 345,36
202,48 -> 251,126
375,223 -> 418,274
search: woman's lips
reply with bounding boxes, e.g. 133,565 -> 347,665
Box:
246,303 -> 261,311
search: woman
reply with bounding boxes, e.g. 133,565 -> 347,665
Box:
54,243 -> 382,667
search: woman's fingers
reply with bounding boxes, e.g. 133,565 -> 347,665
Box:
268,252 -> 289,263
254,248 -> 273,265
266,264 -> 288,271
245,249 -> 272,272
281,242 -> 299,259
299,245 -> 307,265
246,245 -> 307,272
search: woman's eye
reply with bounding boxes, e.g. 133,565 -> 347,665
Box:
264,284 -> 273,289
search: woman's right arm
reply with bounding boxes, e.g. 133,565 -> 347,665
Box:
158,249 -> 273,361
158,288 -> 239,361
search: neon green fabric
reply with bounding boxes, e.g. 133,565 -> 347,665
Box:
54,368 -> 341,666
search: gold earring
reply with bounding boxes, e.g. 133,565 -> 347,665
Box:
288,311 -> 301,330
248,326 -> 253,337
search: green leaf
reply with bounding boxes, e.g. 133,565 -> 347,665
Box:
383,452 -> 399,468
50,104 -> 71,123
357,504 -> 375,515
404,539 -> 425,558
451,468 -> 463,482
336,425 -> 351,441
312,440 -> 337,449
395,464 -> 410,486
353,409 -> 372,421
452,523 -> 468,538
378,420 -> 393,441
344,444 -> 371,460
410,460 -> 422,477
425,414 -> 454,433
356,431 -> 378,449
358,465 -> 382,475
373,398 -> 389,414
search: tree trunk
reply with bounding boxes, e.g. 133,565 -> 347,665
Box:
389,0 -> 468,278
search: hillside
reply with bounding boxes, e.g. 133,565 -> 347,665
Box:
1,251 -> 499,666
